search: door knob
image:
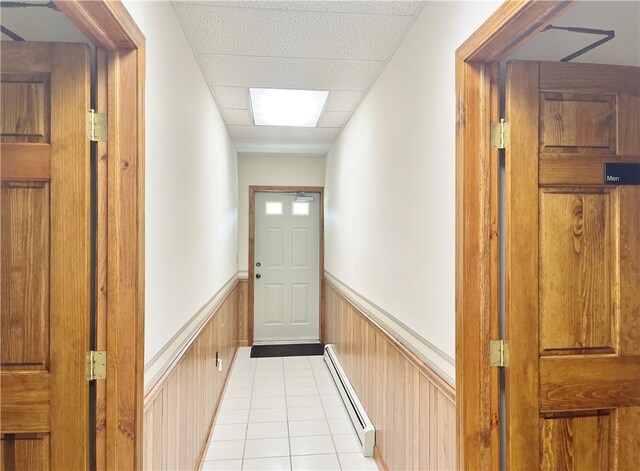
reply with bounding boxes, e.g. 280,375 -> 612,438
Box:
255,273 -> 261,279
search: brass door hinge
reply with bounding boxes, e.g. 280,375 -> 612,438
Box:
87,109 -> 107,142
489,340 -> 509,367
86,351 -> 107,381
490,119 -> 510,149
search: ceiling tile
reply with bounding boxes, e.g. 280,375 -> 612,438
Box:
318,111 -> 350,128
213,86 -> 250,109
223,108 -> 252,126
173,3 -> 412,61
199,54 -> 382,90
176,1 -> 424,17
325,91 -> 363,112
228,125 -> 340,140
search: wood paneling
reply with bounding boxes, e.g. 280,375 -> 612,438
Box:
142,283 -> 239,471
0,434 -> 50,471
238,279 -> 249,346
325,281 -> 455,471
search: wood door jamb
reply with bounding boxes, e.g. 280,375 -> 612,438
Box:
248,185 -> 325,347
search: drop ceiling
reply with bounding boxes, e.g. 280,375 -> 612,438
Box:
172,0 -> 425,155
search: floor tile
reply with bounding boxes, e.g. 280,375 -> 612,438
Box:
286,386 -> 319,397
291,454 -> 341,471
332,433 -> 361,453
285,377 -> 317,388
201,459 -> 243,471
323,406 -> 348,420
249,408 -> 287,423
242,456 -> 291,471
320,394 -> 343,407
251,396 -> 286,410
211,423 -> 247,442
205,440 -> 245,461
221,397 -> 251,410
288,419 -> 330,437
328,418 -> 355,435
217,409 -> 250,425
284,368 -> 314,378
290,435 -> 335,456
283,357 -> 311,369
338,452 -> 379,470
243,437 -> 290,459
256,358 -> 284,370
225,387 -> 253,399
286,395 -> 321,408
246,421 -> 289,439
228,378 -> 254,388
253,386 -> 286,397
287,406 -> 325,421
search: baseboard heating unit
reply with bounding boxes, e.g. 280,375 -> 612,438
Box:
324,344 -> 375,457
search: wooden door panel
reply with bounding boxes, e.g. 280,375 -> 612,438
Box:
0,74 -> 50,143
540,411 -> 611,471
506,60 -> 640,470
0,434 -> 51,471
539,188 -> 615,354
540,92 -> 616,154
0,42 -> 90,471
1,183 -> 50,370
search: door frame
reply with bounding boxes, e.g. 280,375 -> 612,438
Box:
454,1 -> 577,469
51,2 -> 145,469
248,185 -> 325,346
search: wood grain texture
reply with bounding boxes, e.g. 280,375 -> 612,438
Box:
325,281 -> 455,470
505,59 -> 540,470
1,42 -> 91,471
0,183 -> 50,370
53,0 -> 144,50
539,188 -> 615,353
248,186 -> 324,346
0,144 -> 51,181
142,284 -> 239,471
238,278 -> 249,346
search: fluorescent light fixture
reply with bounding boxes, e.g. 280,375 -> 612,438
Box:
250,88 -> 329,127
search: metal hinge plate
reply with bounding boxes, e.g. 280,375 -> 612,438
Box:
87,109 -> 107,142
86,351 -> 107,380
489,340 -> 510,367
490,119 -> 510,149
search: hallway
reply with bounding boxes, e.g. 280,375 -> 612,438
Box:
201,349 -> 377,471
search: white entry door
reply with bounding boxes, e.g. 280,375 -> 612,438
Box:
254,192 -> 320,343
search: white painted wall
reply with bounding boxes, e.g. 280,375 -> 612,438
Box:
238,155 -> 325,273
325,1 -> 502,361
124,0 -> 238,363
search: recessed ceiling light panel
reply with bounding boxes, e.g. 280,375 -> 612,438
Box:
250,88 -> 329,127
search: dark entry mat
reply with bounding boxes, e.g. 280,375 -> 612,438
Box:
251,343 -> 325,358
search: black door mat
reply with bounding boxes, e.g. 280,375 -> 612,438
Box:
251,343 -> 325,358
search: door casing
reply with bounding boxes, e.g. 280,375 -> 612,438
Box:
454,1 -> 578,469
248,186 -> 325,346
50,2 -> 146,469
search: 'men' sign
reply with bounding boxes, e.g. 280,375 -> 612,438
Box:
604,163 -> 640,185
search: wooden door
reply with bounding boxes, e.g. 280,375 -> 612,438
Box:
505,60 -> 640,470
1,42 -> 91,470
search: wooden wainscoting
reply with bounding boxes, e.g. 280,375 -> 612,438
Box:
142,283 -> 239,470
325,281 -> 456,471
238,278 -> 249,346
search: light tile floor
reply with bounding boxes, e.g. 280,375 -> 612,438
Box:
201,347 -> 379,471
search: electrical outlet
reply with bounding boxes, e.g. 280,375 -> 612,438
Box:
217,359 -> 223,372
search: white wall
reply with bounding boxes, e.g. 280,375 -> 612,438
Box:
325,1 -> 502,363
124,0 -> 238,363
238,154 -> 325,273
